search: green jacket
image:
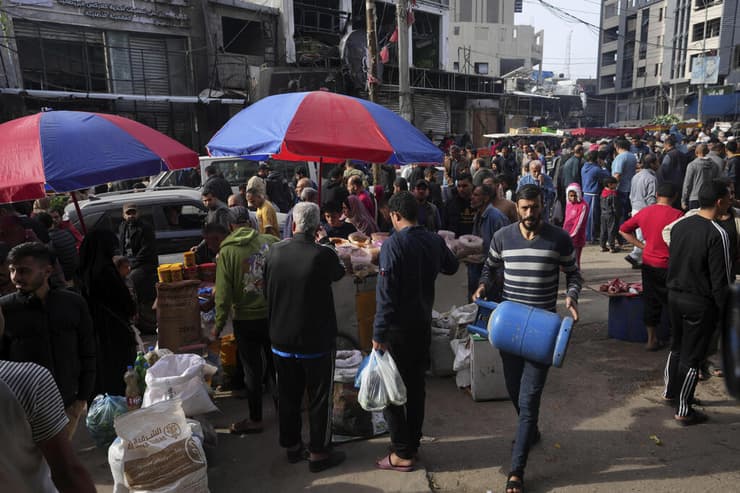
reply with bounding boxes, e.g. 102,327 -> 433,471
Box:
215,227 -> 279,330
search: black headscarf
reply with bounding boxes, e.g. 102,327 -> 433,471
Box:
78,229 -> 135,318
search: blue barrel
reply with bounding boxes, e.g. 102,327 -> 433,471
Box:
487,301 -> 574,368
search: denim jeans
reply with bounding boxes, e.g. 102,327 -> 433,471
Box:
499,350 -> 550,475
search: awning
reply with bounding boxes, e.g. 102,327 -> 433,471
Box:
685,93 -> 740,118
566,127 -> 643,138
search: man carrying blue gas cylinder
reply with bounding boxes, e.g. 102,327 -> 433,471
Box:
473,184 -> 582,493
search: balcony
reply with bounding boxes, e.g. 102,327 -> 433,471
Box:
382,65 -> 503,96
293,2 -> 350,37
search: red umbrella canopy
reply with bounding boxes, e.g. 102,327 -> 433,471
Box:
0,111 -> 199,203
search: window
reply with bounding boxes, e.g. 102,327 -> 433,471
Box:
600,75 -> 615,89
658,7 -> 663,21
605,2 -> 618,18
453,61 -> 460,71
453,26 -> 460,35
17,36 -> 107,92
475,62 -> 489,75
693,22 -> 705,41
705,18 -> 721,38
459,0 -> 472,22
654,63 -> 661,76
604,27 -> 619,43
601,50 -> 617,66
221,16 -> 264,56
637,66 -> 646,77
695,0 -> 723,10
162,204 -> 207,231
486,0 -> 499,23
734,45 -> 740,69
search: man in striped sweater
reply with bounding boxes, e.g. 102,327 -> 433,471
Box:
473,184 -> 581,493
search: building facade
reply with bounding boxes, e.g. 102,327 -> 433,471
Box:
597,0 -> 740,124
447,0 -> 543,78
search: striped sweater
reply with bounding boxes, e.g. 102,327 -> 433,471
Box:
479,222 -> 582,311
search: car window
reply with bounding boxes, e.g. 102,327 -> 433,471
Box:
158,170 -> 201,188
161,203 -> 207,230
105,205 -> 154,233
207,159 -> 259,187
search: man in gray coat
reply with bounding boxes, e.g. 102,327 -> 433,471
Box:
682,144 -> 722,211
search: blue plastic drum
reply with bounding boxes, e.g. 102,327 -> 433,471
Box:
487,301 -> 574,368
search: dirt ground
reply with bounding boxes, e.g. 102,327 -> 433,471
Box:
76,243 -> 740,492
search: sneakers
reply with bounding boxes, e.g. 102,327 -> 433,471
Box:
625,255 -> 641,269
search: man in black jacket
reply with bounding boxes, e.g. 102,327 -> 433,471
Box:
203,164 -> 232,204
373,192 -> 458,472
263,202 -> 346,473
0,242 -> 96,438
321,166 -> 349,209
118,203 -> 157,333
665,180 -> 731,426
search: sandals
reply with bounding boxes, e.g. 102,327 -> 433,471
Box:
229,419 -> 263,435
505,472 -> 524,493
675,410 -> 709,427
375,454 -> 415,472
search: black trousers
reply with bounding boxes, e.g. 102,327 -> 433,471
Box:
600,213 -> 618,248
642,265 -> 669,327
233,319 -> 275,422
664,291 -> 717,417
273,352 -> 335,454
383,338 -> 429,460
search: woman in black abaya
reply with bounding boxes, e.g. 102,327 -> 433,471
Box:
78,229 -> 137,397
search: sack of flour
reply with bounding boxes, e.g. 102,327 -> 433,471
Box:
113,398 -> 208,493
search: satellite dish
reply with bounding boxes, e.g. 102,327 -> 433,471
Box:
340,29 -> 383,90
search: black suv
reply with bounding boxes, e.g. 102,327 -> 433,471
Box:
65,189 -> 208,255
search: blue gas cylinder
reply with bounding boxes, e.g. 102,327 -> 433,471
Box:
486,301 -> 573,367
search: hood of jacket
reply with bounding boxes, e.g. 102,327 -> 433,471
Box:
220,225 -> 259,248
601,188 -> 617,198
566,182 -> 583,201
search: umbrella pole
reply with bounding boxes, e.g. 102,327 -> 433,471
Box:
317,158 -> 323,204
70,191 -> 87,235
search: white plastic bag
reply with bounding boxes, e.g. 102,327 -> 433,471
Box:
358,350 -> 388,411
111,399 -> 209,493
143,354 -> 218,417
375,350 -> 407,406
358,349 -> 407,411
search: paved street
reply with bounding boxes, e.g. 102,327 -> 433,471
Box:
76,243 -> 740,492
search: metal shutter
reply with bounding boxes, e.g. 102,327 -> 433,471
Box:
413,92 -> 449,135
13,20 -> 101,43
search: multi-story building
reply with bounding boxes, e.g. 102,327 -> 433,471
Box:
447,0 -> 543,78
0,0 -> 504,146
597,0 -> 740,124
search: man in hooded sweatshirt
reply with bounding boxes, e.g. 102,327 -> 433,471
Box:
682,144 -> 722,211
214,208 -> 279,435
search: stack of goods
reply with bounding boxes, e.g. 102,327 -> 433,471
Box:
599,278 -> 642,295
332,350 -> 387,441
157,252 -> 216,285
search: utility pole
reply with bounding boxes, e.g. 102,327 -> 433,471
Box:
697,4 -> 708,124
365,0 -> 379,103
397,0 -> 412,122
365,0 -> 381,185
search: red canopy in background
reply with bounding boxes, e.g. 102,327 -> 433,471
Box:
567,127 -> 644,138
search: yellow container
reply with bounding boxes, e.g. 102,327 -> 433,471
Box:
157,264 -> 172,283
220,334 -> 238,368
169,263 -> 184,282
183,251 -> 196,268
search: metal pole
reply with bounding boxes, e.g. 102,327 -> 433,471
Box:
397,0 -> 412,122
697,4 -> 708,123
365,0 -> 379,103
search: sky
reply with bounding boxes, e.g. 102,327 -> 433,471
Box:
515,0 -> 601,80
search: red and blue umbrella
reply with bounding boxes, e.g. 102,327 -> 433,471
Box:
0,110 -> 198,204
206,91 -> 443,165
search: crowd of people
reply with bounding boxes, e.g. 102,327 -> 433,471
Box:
0,120 -> 737,493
